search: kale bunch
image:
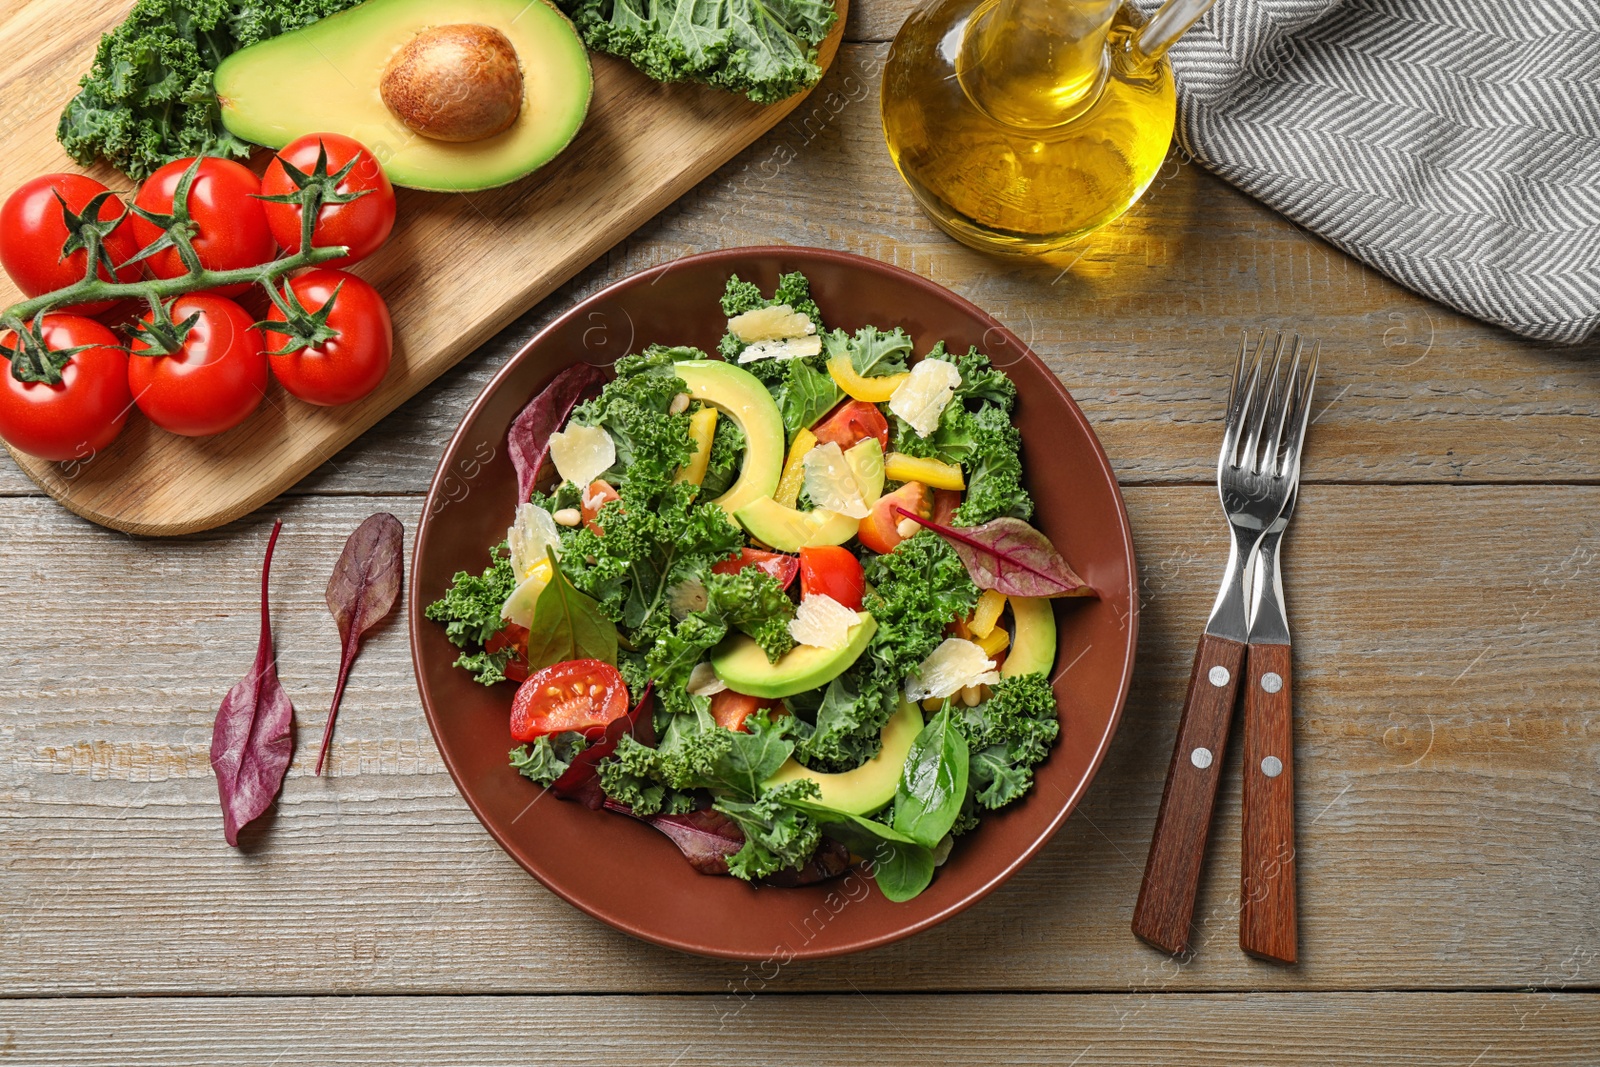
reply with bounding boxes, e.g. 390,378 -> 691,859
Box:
57,0 -> 363,179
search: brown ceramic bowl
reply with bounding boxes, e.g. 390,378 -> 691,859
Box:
409,246 -> 1137,960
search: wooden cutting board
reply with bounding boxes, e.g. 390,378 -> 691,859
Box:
0,0 -> 847,536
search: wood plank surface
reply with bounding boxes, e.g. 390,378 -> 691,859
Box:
2,49 -> 1596,504
4,484 -> 1596,995
1,994 -> 1596,1065
0,0 -> 846,535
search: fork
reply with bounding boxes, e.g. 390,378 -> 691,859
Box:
1132,331 -> 1317,957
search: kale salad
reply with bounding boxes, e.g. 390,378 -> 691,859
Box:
427,272 -> 1092,901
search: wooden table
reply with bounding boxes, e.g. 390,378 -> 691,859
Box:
3,6 -> 1597,1062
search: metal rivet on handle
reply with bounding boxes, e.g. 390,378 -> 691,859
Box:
1261,756 -> 1283,778
1208,666 -> 1230,687
1261,672 -> 1284,693
1191,747 -> 1214,770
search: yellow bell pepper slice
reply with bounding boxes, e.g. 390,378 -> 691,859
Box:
827,354 -> 910,403
976,624 -> 1011,658
774,427 -> 816,509
675,407 -> 719,486
968,589 -> 1007,639
884,452 -> 965,491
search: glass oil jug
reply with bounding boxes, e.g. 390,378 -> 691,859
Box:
881,0 -> 1216,256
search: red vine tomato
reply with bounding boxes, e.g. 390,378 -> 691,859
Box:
260,133 -> 396,269
131,157 -> 276,297
265,268 -> 392,406
0,314 -> 131,461
127,294 -> 269,437
0,174 -> 142,314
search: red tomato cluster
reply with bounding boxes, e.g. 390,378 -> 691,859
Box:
0,133 -> 398,462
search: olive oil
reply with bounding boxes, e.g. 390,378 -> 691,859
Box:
882,0 -> 1180,255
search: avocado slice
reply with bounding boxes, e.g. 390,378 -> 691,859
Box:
673,360 -> 785,519
712,615 -> 877,699
214,0 -> 592,192
765,701 -> 923,815
1002,596 -> 1058,677
736,496 -> 858,552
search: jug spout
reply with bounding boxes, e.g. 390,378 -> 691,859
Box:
1131,0 -> 1218,61
957,0 -> 1122,129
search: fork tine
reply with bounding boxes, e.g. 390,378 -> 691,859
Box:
1223,329 -> 1271,465
1279,340 -> 1321,479
1263,334 -> 1304,475
1240,330 -> 1285,470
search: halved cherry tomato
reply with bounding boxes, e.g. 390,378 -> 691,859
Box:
509,659 -> 628,742
580,479 -> 620,533
932,488 -> 962,525
710,690 -> 787,733
812,399 -> 889,451
0,174 -> 142,314
858,480 -> 930,554
485,623 -> 531,683
799,545 -> 864,610
712,547 -> 799,589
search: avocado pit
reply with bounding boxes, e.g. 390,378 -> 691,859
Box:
380,23 -> 523,142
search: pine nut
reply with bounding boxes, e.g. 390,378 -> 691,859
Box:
896,518 -> 918,538
669,392 -> 691,414
961,685 -> 981,707
553,508 -> 581,526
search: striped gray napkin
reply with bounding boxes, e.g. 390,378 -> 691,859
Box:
1142,0 -> 1600,343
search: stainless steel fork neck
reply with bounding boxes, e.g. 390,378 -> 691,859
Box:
1204,527 -> 1265,642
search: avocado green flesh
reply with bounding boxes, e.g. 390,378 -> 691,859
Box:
1002,596 -> 1057,677
214,0 -> 592,192
674,361 -> 785,519
735,496 -> 858,552
765,701 -> 922,815
711,615 -> 877,699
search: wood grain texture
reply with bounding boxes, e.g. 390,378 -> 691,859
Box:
1134,632 -> 1245,956
1240,641 -> 1298,964
2,49 -> 1597,504
1,994 -> 1596,1065
0,0 -> 847,535
3,485 -> 1597,995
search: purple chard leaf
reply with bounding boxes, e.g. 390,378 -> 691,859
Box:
507,362 -> 612,504
315,512 -> 405,776
211,520 -> 295,847
603,801 -> 746,875
896,509 -> 1095,599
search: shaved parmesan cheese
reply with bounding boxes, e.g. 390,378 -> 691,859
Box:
507,503 -> 561,582
888,358 -> 961,437
905,637 -> 1000,702
501,559 -> 553,627
736,335 -> 824,363
802,442 -> 871,518
727,303 -> 815,342
788,594 -> 862,650
548,423 -> 615,489
687,662 -> 728,696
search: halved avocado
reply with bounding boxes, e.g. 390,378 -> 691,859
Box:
215,0 -> 592,192
765,701 -> 922,815
736,496 -> 857,552
1002,597 -> 1057,677
712,615 -> 877,699
675,361 -> 785,518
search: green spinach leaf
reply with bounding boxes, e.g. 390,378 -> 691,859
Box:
893,705 -> 970,847
525,548 -> 619,669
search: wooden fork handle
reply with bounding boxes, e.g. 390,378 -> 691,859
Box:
1133,632 -> 1246,956
1240,641 -> 1298,963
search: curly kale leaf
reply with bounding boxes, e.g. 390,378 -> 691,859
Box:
569,346 -> 696,502
715,778 -> 822,880
510,732 -> 590,786
955,674 -> 1060,813
424,542 -> 518,685
718,271 -> 825,360
705,568 -> 796,662
827,325 -> 913,378
57,0 -> 362,179
699,412 -> 746,498
557,0 -> 835,105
